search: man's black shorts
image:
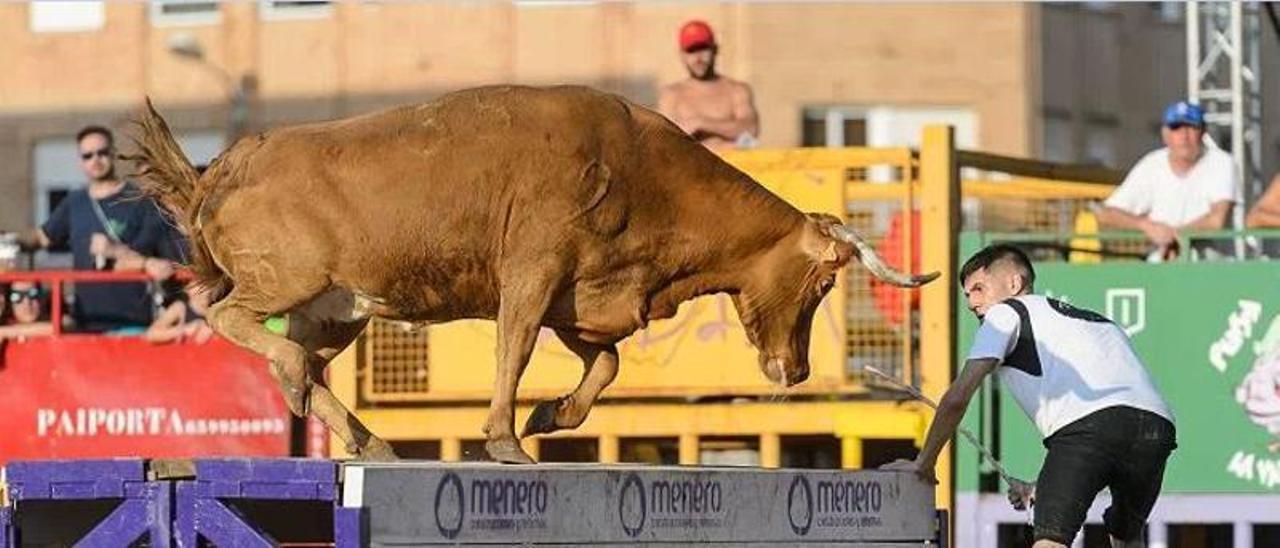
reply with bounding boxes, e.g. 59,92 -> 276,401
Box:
1033,405 -> 1177,545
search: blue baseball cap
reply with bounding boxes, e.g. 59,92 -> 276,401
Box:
1163,101 -> 1205,129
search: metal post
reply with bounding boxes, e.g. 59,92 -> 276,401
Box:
759,432 -> 781,468
678,433 -> 699,465
1186,0 -> 1263,219
441,438 -> 462,462
1230,1 -> 1246,233
1187,1 -> 1201,103
841,436 -> 862,469
1149,520 -> 1168,548
1234,521 -> 1252,548
919,124 -> 958,513
598,434 -> 620,464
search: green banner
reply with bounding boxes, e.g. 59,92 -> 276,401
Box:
956,237 -> 1280,493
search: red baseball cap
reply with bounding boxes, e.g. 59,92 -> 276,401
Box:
678,20 -> 716,52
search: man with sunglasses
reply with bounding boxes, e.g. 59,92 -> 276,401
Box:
1097,101 -> 1237,260
18,126 -> 184,333
657,20 -> 759,151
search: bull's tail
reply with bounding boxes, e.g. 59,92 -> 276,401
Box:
129,97 -> 232,301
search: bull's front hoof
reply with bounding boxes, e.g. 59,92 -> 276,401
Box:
485,439 -> 536,464
520,398 -> 566,438
352,436 -> 400,462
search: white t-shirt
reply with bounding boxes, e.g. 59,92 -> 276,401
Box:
967,295 -> 1174,438
1105,147 -> 1237,227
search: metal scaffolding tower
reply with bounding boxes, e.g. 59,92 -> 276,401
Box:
1186,0 -> 1263,224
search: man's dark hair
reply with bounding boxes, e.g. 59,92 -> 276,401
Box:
959,244 -> 1036,289
76,125 -> 114,148
0,283 -> 11,324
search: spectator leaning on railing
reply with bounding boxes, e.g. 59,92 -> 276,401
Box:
16,125 -> 185,333
1096,101 -> 1237,260
145,282 -> 214,345
0,280 -> 54,343
1245,173 -> 1280,229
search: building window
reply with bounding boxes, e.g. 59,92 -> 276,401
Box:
802,107 -> 868,148
1083,123 -> 1118,168
804,105 -> 978,183
1155,1 -> 1184,24
32,137 -> 82,231
151,0 -> 221,26
803,105 -> 978,149
1041,114 -> 1076,164
29,1 -> 104,33
259,0 -> 333,20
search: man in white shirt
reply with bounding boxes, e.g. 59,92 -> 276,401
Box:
1098,101 -> 1236,258
884,245 -> 1176,548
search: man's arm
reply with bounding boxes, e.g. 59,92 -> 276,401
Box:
16,228 -> 50,251
1246,204 -> 1280,228
657,84 -> 694,134
1097,206 -> 1177,247
105,244 -> 174,280
687,83 -> 759,141
911,357 -> 1000,481
1095,206 -> 1147,231
1247,177 -> 1280,228
1183,200 -> 1234,231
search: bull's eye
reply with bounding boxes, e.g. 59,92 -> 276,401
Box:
818,277 -> 834,294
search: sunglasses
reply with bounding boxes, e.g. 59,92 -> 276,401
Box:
79,147 -> 113,161
1166,123 -> 1203,131
8,287 -> 43,304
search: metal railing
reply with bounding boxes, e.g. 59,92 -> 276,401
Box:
0,270 -> 183,337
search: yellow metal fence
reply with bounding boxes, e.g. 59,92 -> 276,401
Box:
355,133 -> 1122,404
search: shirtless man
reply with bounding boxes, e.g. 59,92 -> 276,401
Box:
657,20 -> 759,151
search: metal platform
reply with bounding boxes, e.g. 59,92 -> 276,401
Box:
342,462 -> 940,546
0,459 -> 942,547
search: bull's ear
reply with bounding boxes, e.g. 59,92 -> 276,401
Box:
820,241 -> 840,264
806,212 -> 844,226
805,213 -> 854,267
818,239 -> 854,268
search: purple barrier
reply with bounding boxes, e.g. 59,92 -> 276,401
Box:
4,459 -> 171,547
1,507 -> 12,548
173,458 -> 361,547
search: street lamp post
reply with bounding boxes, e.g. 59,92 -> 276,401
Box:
166,33 -> 252,145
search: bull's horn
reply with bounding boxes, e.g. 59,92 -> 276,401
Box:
829,225 -> 941,288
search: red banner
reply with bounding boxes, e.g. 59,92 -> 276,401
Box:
0,336 -> 290,463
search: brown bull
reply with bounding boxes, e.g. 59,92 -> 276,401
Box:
131,85 -> 937,464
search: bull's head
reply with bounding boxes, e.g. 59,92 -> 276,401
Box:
733,213 -> 939,387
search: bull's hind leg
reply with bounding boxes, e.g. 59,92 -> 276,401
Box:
522,331 -> 618,437
207,296 -> 312,418
289,290 -> 396,460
